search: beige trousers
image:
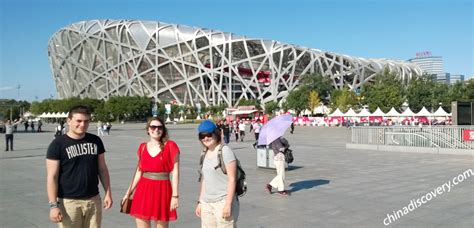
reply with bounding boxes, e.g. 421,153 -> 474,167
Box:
58,195 -> 102,228
269,160 -> 286,191
201,198 -> 239,228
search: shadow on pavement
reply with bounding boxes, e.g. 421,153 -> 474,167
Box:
288,179 -> 330,193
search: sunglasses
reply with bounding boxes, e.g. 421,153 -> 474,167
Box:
199,133 -> 214,140
149,125 -> 164,131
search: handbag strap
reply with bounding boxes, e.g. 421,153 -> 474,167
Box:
126,143 -> 146,198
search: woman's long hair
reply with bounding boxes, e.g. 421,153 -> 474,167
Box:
146,117 -> 169,149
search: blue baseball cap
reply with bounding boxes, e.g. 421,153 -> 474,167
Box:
198,120 -> 217,134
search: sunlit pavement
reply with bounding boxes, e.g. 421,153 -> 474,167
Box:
1,123 -> 472,227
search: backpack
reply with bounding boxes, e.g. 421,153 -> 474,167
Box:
279,137 -> 294,163
198,145 -> 247,198
284,148 -> 294,164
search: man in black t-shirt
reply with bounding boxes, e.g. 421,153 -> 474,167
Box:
46,105 -> 113,227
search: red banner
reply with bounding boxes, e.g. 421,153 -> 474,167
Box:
463,130 -> 474,141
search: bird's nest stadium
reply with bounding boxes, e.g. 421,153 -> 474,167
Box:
48,20 -> 422,107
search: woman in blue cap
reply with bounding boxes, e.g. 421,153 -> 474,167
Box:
195,120 -> 239,227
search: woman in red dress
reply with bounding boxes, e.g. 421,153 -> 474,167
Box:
122,117 -> 180,228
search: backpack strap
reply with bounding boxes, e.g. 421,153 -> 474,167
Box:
198,144 -> 228,182
198,148 -> 206,182
215,144 -> 227,175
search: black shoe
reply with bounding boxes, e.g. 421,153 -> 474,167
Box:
265,184 -> 272,194
277,190 -> 290,196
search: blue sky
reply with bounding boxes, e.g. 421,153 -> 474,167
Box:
0,0 -> 472,101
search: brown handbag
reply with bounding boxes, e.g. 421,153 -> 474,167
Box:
120,143 -> 145,214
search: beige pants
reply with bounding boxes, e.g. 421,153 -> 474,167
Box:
269,160 -> 286,191
201,198 -> 239,228
58,195 -> 102,228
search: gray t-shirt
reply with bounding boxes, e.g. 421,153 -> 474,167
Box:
202,145 -> 236,203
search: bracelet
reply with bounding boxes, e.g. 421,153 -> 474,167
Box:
172,195 -> 179,198
49,201 -> 60,209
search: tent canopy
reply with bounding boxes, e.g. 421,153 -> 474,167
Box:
357,108 -> 371,117
432,107 -> 451,116
415,107 -> 431,116
329,108 -> 344,117
371,107 -> 386,116
401,107 -> 415,116
231,110 -> 257,115
344,108 -> 357,117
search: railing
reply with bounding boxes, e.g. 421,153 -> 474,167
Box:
348,126 -> 474,149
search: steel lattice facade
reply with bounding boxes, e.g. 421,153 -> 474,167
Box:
48,20 -> 422,107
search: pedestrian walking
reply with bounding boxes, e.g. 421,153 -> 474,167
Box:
252,119 -> 262,148
105,122 -> 112,135
121,117 -> 181,228
54,121 -> 65,138
238,121 -> 246,142
24,121 -> 29,132
265,136 -> 290,196
37,119 -> 43,132
97,121 -> 104,137
195,120 -> 239,227
222,121 -> 230,144
4,119 -> 22,151
46,105 -> 113,227
233,121 -> 239,142
31,121 -> 35,132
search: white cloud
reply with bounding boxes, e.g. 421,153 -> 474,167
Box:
0,86 -> 15,91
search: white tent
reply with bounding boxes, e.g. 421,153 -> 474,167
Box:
432,107 -> 451,116
329,108 -> 344,117
385,107 -> 400,117
371,107 -> 386,116
357,108 -> 371,117
314,105 -> 330,115
401,107 -> 415,116
415,107 -> 432,116
343,108 -> 358,117
38,112 -> 68,119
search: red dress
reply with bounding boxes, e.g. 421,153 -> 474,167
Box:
130,140 -> 180,221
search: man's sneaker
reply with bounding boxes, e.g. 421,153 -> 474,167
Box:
277,190 -> 290,196
265,184 -> 272,194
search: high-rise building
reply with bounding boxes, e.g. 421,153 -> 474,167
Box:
408,52 -> 444,76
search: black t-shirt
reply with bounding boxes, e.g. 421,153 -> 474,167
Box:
222,124 -> 230,134
46,133 -> 106,199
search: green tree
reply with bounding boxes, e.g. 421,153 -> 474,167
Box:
285,89 -> 308,115
465,79 -> 474,99
308,90 -> 320,115
264,101 -> 279,116
405,74 -> 452,112
0,99 -> 30,120
362,69 -> 405,112
104,96 -> 150,121
281,101 -> 289,112
298,73 -> 334,101
238,98 -> 257,106
329,88 -> 358,112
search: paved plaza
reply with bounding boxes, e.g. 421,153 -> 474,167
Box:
1,123 -> 473,227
